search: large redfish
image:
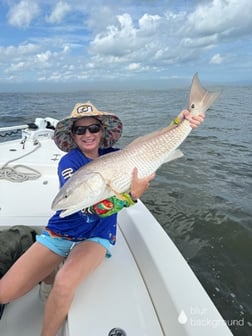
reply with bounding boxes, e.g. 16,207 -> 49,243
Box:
52,73 -> 220,217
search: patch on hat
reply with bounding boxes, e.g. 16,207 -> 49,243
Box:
76,104 -> 93,114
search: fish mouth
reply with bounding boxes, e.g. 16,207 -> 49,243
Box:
52,200 -> 80,217
58,207 -> 80,218
51,197 -> 84,217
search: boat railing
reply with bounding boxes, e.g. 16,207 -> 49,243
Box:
0,117 -> 58,141
0,124 -> 29,133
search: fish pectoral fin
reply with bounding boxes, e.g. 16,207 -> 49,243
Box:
83,170 -> 107,196
106,182 -> 125,200
164,149 -> 184,163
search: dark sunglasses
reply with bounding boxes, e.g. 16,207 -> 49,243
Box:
72,124 -> 102,135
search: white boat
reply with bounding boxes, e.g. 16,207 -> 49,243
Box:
0,118 -> 233,336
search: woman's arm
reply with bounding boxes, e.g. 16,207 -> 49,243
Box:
86,168 -> 155,217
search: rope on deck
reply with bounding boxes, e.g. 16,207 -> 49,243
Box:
0,139 -> 42,182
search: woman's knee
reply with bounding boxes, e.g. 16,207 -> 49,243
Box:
52,268 -> 76,299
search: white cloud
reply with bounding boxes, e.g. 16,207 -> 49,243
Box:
184,0 -> 252,39
138,14 -> 161,34
36,50 -> 52,63
91,14 -> 137,56
46,1 -> 71,24
128,63 -> 141,71
0,43 -> 39,59
0,41 -> 73,82
90,13 -> 165,64
7,0 -> 39,28
1,0 -> 252,85
210,53 -> 224,64
88,0 -> 252,76
62,45 -> 70,53
86,63 -> 95,69
7,62 -> 26,72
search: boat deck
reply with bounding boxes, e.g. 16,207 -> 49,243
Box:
0,287 -> 45,336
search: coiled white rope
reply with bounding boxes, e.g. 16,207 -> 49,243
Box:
0,140 -> 42,182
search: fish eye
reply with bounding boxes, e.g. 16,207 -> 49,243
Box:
64,194 -> 68,199
191,103 -> 195,108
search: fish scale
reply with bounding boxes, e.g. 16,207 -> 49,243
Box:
52,73 -> 220,217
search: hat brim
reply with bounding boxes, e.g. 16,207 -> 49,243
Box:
54,114 -> 123,152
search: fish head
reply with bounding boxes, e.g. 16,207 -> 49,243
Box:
189,73 -> 221,116
51,170 -> 106,217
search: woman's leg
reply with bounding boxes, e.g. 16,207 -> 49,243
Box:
0,242 -> 64,303
39,265 -> 62,303
40,240 -> 106,336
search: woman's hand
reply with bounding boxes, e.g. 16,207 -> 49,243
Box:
178,109 -> 205,128
130,168 -> 155,200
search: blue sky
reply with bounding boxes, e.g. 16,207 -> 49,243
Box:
0,0 -> 252,90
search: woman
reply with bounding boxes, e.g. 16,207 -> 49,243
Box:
0,102 -> 204,335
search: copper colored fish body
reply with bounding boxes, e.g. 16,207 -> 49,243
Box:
52,74 -> 220,217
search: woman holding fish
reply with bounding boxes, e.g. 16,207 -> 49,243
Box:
0,101 -> 204,336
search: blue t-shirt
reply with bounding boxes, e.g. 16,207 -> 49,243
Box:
46,147 -> 119,244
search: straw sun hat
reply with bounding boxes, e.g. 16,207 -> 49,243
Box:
54,102 -> 123,152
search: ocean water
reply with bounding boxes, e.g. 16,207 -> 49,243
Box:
0,85 -> 251,335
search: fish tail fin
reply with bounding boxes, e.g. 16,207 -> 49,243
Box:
189,73 -> 221,115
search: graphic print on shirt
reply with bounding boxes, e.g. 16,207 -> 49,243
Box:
61,168 -> 74,180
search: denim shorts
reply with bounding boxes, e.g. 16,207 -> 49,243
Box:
36,230 -> 111,258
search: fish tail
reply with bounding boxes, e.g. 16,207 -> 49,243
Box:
189,73 -> 221,114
